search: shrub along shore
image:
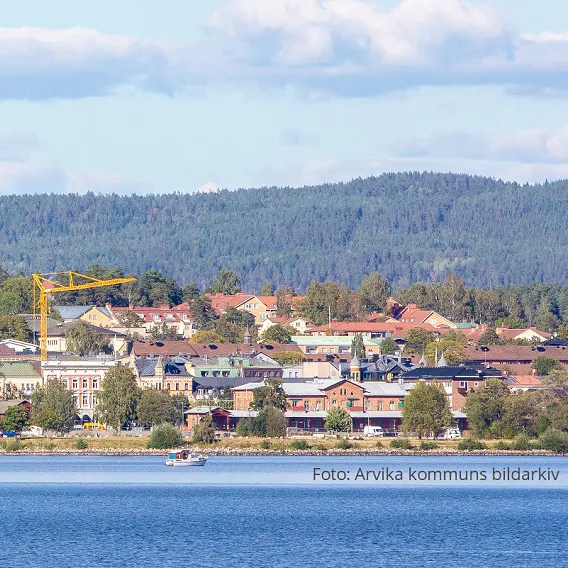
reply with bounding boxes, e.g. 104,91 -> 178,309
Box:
0,435 -> 566,456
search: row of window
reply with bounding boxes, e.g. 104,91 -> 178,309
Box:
72,394 -> 97,408
71,378 -> 100,389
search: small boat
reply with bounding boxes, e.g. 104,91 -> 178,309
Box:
165,449 -> 208,467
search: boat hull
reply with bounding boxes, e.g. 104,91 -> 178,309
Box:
165,458 -> 208,467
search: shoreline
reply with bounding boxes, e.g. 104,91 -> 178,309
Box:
0,448 -> 564,457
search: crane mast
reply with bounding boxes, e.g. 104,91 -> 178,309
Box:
32,271 -> 136,361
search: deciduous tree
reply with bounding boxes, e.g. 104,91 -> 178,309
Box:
402,381 -> 453,438
96,367 -> 140,431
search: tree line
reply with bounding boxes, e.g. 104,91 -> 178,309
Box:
1,173 -> 568,291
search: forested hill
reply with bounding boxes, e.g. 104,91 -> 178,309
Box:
1,172 -> 567,290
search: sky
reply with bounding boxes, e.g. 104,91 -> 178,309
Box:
2,0 -> 568,194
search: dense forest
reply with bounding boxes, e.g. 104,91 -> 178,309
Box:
1,172 -> 568,290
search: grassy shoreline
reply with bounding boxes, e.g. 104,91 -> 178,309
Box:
0,436 -> 563,456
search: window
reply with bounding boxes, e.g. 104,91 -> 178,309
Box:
93,395 -> 98,406
330,348 -> 335,354
474,382 -> 479,387
166,383 -> 171,390
315,401 -> 320,410
291,399 -> 300,407
460,381 -> 467,388
398,401 -> 403,408
377,401 -> 383,410
82,379 -> 88,389
389,401 -> 395,410
82,394 -> 89,407
304,401 -> 310,411
175,383 -> 180,391
332,400 -> 337,406
92,379 -> 99,389
72,379 -> 78,389
184,383 -> 189,390
322,348 -> 327,354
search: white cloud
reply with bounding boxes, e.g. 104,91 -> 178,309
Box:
195,181 -> 221,193
397,123 -> 568,164
0,2 -> 567,100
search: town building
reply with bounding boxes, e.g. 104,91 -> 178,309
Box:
291,335 -> 383,356
0,361 -> 43,397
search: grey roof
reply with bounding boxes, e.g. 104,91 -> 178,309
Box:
47,321 -> 126,338
0,400 -> 28,414
285,410 -> 328,418
193,377 -> 257,390
136,357 -> 190,377
362,383 -> 408,397
283,383 -> 326,396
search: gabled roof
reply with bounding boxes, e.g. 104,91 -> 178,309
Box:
47,321 -> 126,338
0,399 -> 30,414
0,361 -> 42,378
53,305 -> 111,320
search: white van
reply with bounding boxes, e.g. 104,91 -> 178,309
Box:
363,425 -> 384,437
440,428 -> 462,439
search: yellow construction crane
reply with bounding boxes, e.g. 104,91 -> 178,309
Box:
32,271 -> 136,361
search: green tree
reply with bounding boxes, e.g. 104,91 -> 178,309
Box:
405,328 -> 435,354
130,268 -> 183,307
148,423 -> 184,449
182,283 -> 200,302
96,366 -> 141,431
262,406 -> 287,437
3,405 -> 29,432
532,356 -> 562,376
190,330 -> 227,344
380,337 -> 399,355
192,416 -> 216,444
190,295 -> 218,328
298,281 -> 341,325
149,323 -> 179,341
473,289 -> 501,324
351,334 -> 365,359
137,390 -> 177,426
402,381 -> 453,438
478,328 -> 500,345
208,268 -> 242,295
65,320 -> 111,356
251,379 -> 287,411
0,276 -> 33,315
261,324 -> 292,344
275,286 -> 295,317
359,272 -> 391,313
425,337 -> 465,366
269,351 -> 304,365
325,406 -> 352,432
31,379 -> 77,433
260,282 -> 273,295
463,378 -> 510,437
0,315 -> 31,341
118,310 -> 144,328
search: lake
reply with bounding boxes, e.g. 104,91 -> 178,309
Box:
0,455 -> 566,567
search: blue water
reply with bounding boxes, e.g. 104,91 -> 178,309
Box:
0,456 -> 566,567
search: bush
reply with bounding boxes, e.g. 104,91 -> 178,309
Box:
314,443 -> 328,451
457,438 -> 487,451
419,441 -> 438,450
493,440 -> 511,450
537,428 -> 568,453
375,441 -> 383,448
192,417 -> 216,445
148,423 -> 184,449
290,440 -> 311,450
511,433 -> 533,451
336,439 -> 352,450
4,439 -> 22,452
235,418 -> 254,437
390,438 -> 412,449
260,439 -> 271,450
75,438 -> 88,450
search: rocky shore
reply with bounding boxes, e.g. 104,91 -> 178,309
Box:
0,447 -> 560,457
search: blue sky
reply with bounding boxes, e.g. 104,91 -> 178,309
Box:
2,0 -> 568,194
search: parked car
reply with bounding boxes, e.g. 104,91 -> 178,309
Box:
363,425 -> 384,437
1,431 -> 20,438
438,428 -> 462,439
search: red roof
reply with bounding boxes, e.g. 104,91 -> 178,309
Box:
464,344 -> 568,363
111,305 -> 192,324
397,304 -> 435,324
205,293 -> 255,314
131,340 -> 303,358
306,321 -> 443,338
510,375 -> 544,387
